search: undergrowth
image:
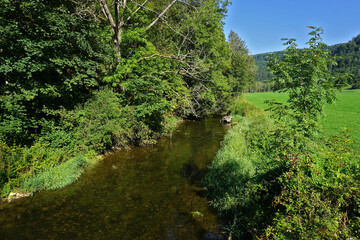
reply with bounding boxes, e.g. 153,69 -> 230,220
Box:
0,87 -> 180,198
205,97 -> 360,239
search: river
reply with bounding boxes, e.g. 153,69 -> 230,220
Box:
0,118 -> 229,240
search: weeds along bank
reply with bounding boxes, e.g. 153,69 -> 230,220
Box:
205,99 -> 360,239
0,88 -> 181,199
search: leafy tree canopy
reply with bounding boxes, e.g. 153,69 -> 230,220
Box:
0,0 -> 114,144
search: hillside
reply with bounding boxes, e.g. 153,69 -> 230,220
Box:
254,34 -> 360,88
253,51 -> 282,82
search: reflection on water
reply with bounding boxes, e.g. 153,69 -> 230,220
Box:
0,118 -> 228,240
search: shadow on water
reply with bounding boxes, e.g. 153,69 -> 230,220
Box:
0,118 -> 229,240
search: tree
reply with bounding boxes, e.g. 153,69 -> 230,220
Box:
170,0 -> 233,116
73,0 -> 182,58
0,0 -> 236,145
330,33 -> 360,88
103,0 -> 234,118
0,0 -> 113,144
267,26 -> 338,133
227,30 -> 256,95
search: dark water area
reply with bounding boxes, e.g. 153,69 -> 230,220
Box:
0,118 -> 229,240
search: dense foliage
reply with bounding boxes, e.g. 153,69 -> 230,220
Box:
0,0 -> 255,197
206,28 -> 360,239
226,30 -> 256,94
0,0 -> 114,145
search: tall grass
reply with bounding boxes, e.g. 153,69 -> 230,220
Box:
206,99 -> 278,238
22,155 -> 87,191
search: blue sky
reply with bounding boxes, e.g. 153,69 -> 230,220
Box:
224,0 -> 360,54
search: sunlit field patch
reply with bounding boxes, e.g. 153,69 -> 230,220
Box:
244,90 -> 360,149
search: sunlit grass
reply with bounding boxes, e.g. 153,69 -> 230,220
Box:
244,90 -> 360,149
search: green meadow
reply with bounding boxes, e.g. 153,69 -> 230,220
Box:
244,90 -> 360,149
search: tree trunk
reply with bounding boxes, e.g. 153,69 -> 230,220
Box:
98,0 -> 121,56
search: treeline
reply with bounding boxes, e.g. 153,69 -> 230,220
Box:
253,34 -> 360,90
0,0 -> 255,197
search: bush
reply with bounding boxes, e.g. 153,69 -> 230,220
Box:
0,136 -> 94,197
59,87 -> 134,152
0,88 -> 127,196
229,98 -> 260,117
261,131 -> 360,239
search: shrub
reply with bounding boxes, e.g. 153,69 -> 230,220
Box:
60,87 -> 134,152
267,26 -> 338,135
0,88 -> 126,196
262,131 -> 360,239
229,98 -> 260,117
0,87 -> 175,197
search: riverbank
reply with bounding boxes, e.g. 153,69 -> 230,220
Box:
205,97 -> 360,239
0,118 -> 228,239
0,88 -> 184,200
2,123 -> 183,203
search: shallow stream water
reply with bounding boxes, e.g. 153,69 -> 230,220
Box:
0,118 -> 228,240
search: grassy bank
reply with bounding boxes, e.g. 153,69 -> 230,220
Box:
205,98 -> 360,239
244,90 -> 360,149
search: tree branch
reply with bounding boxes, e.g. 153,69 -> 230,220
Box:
98,0 -> 116,35
178,0 -> 198,11
126,0 -> 149,22
145,0 -> 178,31
129,0 -> 157,14
137,54 -> 179,62
160,18 -> 196,44
120,0 -> 127,25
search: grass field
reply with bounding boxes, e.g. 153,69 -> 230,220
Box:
244,90 -> 360,150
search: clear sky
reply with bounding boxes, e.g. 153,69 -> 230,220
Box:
224,0 -> 360,55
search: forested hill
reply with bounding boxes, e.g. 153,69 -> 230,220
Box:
330,34 -> 360,88
254,34 -> 360,88
253,51 -> 282,83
